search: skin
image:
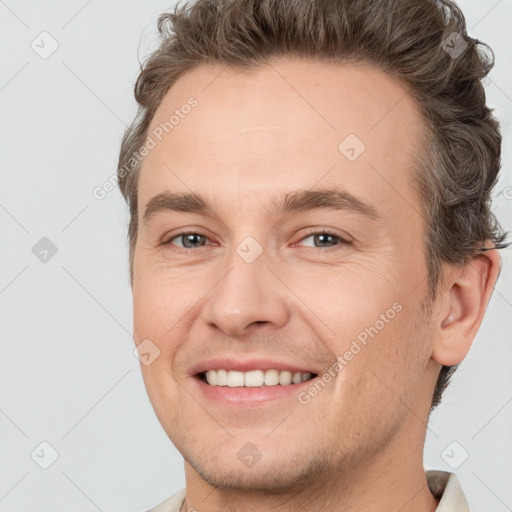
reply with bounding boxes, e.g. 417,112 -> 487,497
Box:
132,58 -> 501,512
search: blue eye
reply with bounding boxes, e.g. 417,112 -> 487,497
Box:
299,231 -> 349,249
165,232 -> 210,249
163,230 -> 350,251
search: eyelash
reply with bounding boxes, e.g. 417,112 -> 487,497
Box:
161,229 -> 351,252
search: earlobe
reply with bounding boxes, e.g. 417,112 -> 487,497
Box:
431,248 -> 501,367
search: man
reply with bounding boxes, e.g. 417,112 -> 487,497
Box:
117,0 -> 509,510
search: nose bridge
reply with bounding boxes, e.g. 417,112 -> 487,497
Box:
203,234 -> 289,336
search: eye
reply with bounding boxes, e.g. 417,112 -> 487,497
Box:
162,229 -> 351,251
295,230 -> 351,249
163,231 -> 212,249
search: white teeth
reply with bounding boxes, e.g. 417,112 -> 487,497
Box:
278,370 -> 292,385
203,369 -> 314,387
227,371 -> 245,387
245,370 -> 265,387
264,369 -> 279,386
206,370 -> 218,386
217,369 -> 227,386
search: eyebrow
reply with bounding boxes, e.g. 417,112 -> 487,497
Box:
142,188 -> 381,225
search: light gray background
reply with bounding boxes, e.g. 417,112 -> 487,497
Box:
0,1 -> 511,511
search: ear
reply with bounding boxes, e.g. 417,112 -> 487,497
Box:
431,246 -> 502,366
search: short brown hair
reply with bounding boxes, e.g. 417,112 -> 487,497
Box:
117,0 -> 510,410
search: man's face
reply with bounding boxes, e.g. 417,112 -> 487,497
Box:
133,59 -> 438,490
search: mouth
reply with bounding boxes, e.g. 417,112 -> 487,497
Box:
196,369 -> 318,387
192,366 -> 321,405
188,357 -> 323,404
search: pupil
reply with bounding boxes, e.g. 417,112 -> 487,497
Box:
316,234 -> 334,247
185,234 -> 202,248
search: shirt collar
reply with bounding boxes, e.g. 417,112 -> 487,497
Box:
426,470 -> 470,511
148,470 -> 470,511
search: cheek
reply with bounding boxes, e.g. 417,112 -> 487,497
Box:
132,284 -> 164,341
326,289 -> 427,397
132,269 -> 202,381
287,260 -> 402,338
331,309 -> 429,442
132,263 -> 186,335
359,304 -> 431,408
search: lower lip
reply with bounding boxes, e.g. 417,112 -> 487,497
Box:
192,374 -> 319,405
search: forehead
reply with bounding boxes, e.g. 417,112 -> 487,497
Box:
139,59 -> 425,220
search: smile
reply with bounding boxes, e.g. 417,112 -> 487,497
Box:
200,369 -> 316,387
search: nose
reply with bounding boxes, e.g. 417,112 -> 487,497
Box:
202,243 -> 290,337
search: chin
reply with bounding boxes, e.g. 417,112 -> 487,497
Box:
181,441 -> 334,493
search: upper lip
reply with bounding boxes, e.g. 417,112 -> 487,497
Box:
189,357 -> 320,376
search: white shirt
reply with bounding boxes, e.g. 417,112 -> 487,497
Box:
146,469 -> 470,511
